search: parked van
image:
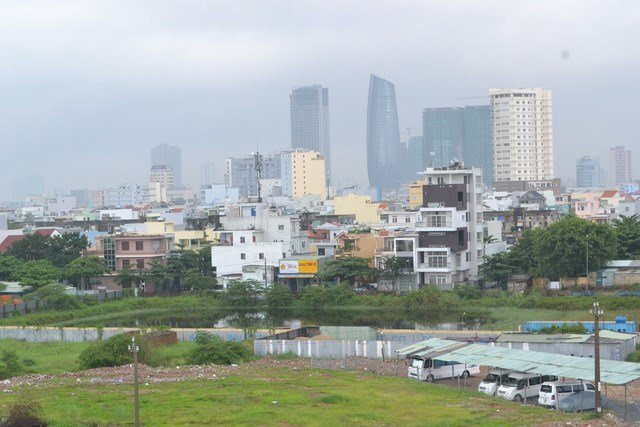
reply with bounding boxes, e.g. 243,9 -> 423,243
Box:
496,373 -> 559,402
538,382 -> 595,407
408,357 -> 480,382
478,369 -> 511,396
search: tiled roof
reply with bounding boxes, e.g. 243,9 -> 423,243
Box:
0,235 -> 25,252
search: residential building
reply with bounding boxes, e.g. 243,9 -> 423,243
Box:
609,146 -> 633,186
405,136 -> 425,183
70,189 -> 90,208
366,74 -> 401,189
202,184 -> 240,205
414,165 -> 484,290
463,105 -> 493,185
151,144 -> 182,187
201,163 -> 215,187
333,194 -> 382,224
46,195 -> 77,216
103,184 -> 148,207
211,241 -> 285,279
149,164 -> 175,190
576,155 -> 604,188
409,180 -> 426,209
281,150 -> 327,200
490,88 -> 554,183
225,153 -> 281,198
95,234 -> 171,272
290,85 -> 331,183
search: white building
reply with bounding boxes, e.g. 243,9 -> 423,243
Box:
414,165 -> 484,290
46,195 -> 77,216
609,146 -> 633,186
211,241 -> 285,278
149,164 -> 175,190
103,184 -> 148,207
490,88 -> 553,183
202,184 -> 240,205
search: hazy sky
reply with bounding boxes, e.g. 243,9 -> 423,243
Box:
1,1 -> 639,200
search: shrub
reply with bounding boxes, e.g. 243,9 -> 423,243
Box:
537,323 -> 588,334
2,398 -> 47,427
24,283 -> 83,311
187,332 -> 251,365
78,333 -> 152,370
0,350 -> 26,380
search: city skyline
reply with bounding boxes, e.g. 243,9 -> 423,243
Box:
1,2 -> 640,199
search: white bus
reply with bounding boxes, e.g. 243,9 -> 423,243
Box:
408,356 -> 480,382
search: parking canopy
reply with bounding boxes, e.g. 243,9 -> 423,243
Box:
397,338 -> 640,385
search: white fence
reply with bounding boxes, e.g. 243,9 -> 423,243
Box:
254,339 -> 406,359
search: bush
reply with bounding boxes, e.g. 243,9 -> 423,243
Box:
186,332 -> 252,365
78,333 -> 152,370
24,283 -> 83,311
537,323 -> 588,334
0,350 -> 27,380
1,398 -> 47,427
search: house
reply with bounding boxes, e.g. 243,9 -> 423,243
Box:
335,232 -> 377,261
517,191 -> 547,210
507,274 -> 532,293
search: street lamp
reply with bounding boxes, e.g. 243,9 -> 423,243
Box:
128,336 -> 140,427
461,312 -> 466,329
590,301 -> 603,413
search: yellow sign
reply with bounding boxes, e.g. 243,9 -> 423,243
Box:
279,259 -> 318,274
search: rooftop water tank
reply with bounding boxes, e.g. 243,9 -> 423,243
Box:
615,316 -> 627,324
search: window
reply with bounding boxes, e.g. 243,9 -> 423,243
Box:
278,224 -> 285,231
136,259 -> 144,269
122,260 -> 130,267
240,253 -> 246,260
135,241 -> 143,251
405,217 -> 411,223
318,248 -> 326,255
240,237 -> 246,243
152,240 -> 160,252
259,253 -> 264,260
425,252 -> 447,268
529,376 -> 541,386
121,241 -> 130,251
392,216 -> 398,223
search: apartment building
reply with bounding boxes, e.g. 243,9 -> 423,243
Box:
280,150 -> 327,200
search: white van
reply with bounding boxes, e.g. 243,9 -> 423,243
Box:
478,369 -> 511,396
496,373 -> 559,402
538,382 -> 595,407
408,357 -> 480,382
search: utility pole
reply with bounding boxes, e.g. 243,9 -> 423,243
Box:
585,234 -> 590,291
590,301 -> 603,413
264,258 -> 268,289
128,336 -> 140,427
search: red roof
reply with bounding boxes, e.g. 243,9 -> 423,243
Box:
601,190 -> 619,198
0,235 -> 25,252
34,228 -> 57,237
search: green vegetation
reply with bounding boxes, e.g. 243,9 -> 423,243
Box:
613,214 -> 640,259
536,323 -> 588,334
78,333 -> 153,369
0,369 -> 578,426
186,332 -> 252,365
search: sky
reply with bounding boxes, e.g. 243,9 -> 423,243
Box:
1,0 -> 639,200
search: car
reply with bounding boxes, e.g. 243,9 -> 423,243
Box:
478,369 -> 511,396
538,382 -> 595,407
496,373 -> 558,402
557,391 -> 606,412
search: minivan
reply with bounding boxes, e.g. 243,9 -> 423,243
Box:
408,357 -> 480,382
538,382 -> 595,407
496,373 -> 559,402
478,369 -> 511,396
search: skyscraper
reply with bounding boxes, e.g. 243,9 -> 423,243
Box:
423,107 -> 464,169
609,146 -> 633,185
463,105 -> 493,185
576,156 -> 604,188
201,163 -> 215,187
366,74 -> 401,189
290,85 -> 331,183
489,88 -> 553,183
151,144 -> 182,187
225,153 -> 281,198
405,135 -> 425,183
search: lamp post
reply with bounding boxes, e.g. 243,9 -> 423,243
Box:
461,312 -> 466,329
590,301 -> 603,413
128,336 -> 140,427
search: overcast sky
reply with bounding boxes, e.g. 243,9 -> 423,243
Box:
1,1 -> 639,200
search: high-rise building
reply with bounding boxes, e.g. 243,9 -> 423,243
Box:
576,156 -> 604,188
11,175 -> 45,203
290,85 -> 331,183
70,188 -> 90,208
225,153 -> 281,198
609,146 -> 633,185
201,163 -> 215,187
463,105 -> 493,185
405,135 -> 425,183
490,88 -> 553,183
149,165 -> 175,190
281,150 -> 327,200
414,165 -> 484,290
366,74 -> 401,189
151,144 -> 182,186
423,107 -> 464,169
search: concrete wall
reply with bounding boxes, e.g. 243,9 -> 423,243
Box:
254,339 -> 404,359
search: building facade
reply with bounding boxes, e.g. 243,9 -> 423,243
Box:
151,144 -> 182,187
366,74 -> 401,189
576,155 -> 604,188
225,153 -> 281,198
200,163 -> 215,187
281,150 -> 326,200
463,105 -> 493,185
290,85 -> 331,183
423,107 -> 464,169
96,234 -> 171,272
414,165 -> 483,290
490,88 -> 553,183
103,184 -> 148,207
149,165 -> 175,190
609,146 -> 633,185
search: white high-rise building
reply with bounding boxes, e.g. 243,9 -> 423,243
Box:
490,88 -> 553,183
609,146 -> 633,186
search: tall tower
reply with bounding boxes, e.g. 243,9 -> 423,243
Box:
576,155 -> 604,188
609,146 -> 633,186
290,85 -> 331,183
151,144 -> 182,187
366,75 -> 401,189
423,107 -> 464,169
489,88 -> 553,183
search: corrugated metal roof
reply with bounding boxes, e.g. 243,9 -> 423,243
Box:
396,338 -> 458,357
435,344 -> 640,385
497,330 -> 635,344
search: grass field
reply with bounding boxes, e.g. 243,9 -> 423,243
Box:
0,368 -> 581,426
0,339 -> 196,375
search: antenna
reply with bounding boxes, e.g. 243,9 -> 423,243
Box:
254,151 -> 263,202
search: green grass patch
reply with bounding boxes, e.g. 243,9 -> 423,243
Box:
0,368 -> 580,426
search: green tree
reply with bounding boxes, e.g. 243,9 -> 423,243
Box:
15,260 -> 61,289
509,229 -> 542,274
46,233 -> 89,267
479,251 -> 515,289
143,260 -> 170,293
5,233 -> 49,262
78,334 -> 152,369
182,271 -> 218,292
24,283 -> 82,310
64,256 -> 107,290
378,256 -> 411,292
115,264 -> 143,289
318,256 -> 375,286
222,280 -> 262,339
265,283 -> 294,318
613,214 -> 640,259
535,214 -> 617,279
0,255 -> 24,281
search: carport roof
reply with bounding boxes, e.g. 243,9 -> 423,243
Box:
397,338 -> 640,385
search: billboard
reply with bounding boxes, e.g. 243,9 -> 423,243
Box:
279,259 -> 318,274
